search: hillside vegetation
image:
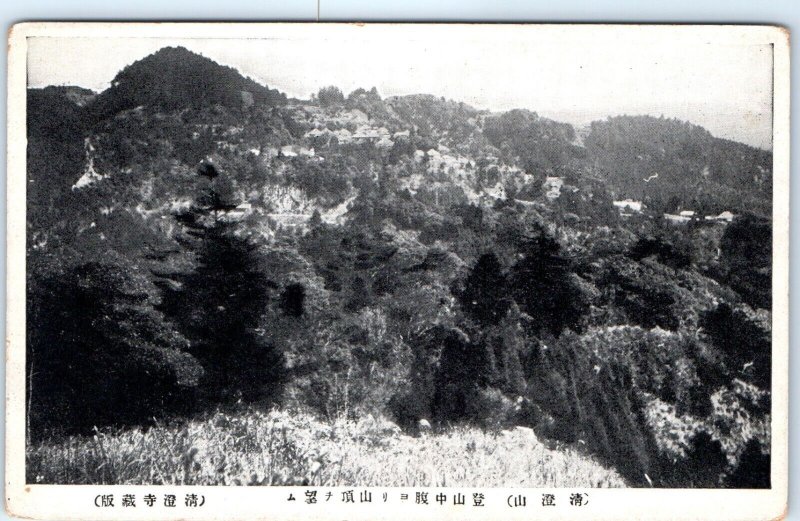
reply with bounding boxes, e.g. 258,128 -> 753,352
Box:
26,47 -> 772,488
28,408 -> 626,487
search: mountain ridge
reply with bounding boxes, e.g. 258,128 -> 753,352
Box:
27,45 -> 770,221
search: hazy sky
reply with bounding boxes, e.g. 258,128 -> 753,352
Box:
27,29 -> 774,149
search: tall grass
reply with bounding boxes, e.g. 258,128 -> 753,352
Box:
27,408 -> 626,487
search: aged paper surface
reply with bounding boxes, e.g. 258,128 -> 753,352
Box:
6,23 -> 789,520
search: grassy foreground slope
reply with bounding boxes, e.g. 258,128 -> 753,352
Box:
27,408 -> 625,487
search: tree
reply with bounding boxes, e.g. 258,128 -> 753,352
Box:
286,156 -> 351,205
309,209 -> 323,230
316,86 -> 345,107
481,304 -> 528,395
628,235 -> 691,270
280,283 -> 306,317
157,171 -> 285,402
700,303 -> 771,389
718,214 -> 771,310
345,275 -> 372,312
432,328 -> 488,423
510,229 -> 590,336
457,253 -> 510,326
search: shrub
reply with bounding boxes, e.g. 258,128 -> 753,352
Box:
628,235 -> 692,270
467,387 -> 518,429
725,439 -> 770,488
669,431 -> 728,487
281,307 -> 412,422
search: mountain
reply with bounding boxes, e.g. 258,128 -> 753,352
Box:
26,47 -> 774,489
585,115 -> 772,216
90,46 -> 286,120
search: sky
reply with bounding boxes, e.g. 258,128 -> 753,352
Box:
27,28 -> 774,149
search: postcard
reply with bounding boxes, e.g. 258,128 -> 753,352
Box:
6,22 -> 790,520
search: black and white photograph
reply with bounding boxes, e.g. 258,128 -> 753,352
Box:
5,22 -> 790,521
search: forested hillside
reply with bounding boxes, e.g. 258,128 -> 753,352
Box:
27,46 -> 772,488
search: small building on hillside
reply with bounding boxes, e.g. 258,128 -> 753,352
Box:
613,199 -> 644,213
352,125 -> 390,144
705,211 -> 735,223
543,177 -> 564,201
664,213 -> 692,225
218,202 -> 253,222
305,128 -> 329,139
280,145 -> 315,158
613,199 -> 644,218
334,128 -> 353,144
